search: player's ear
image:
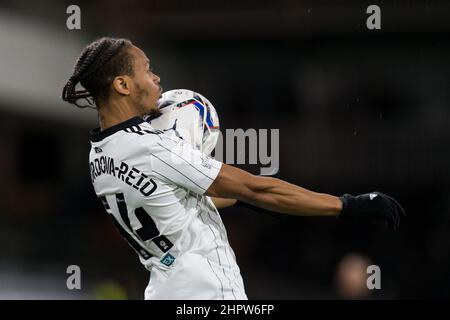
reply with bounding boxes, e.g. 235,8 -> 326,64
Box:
112,76 -> 130,96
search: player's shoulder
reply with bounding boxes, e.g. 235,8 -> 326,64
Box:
121,120 -> 179,155
91,115 -> 194,161
90,116 -> 171,154
90,116 -> 160,139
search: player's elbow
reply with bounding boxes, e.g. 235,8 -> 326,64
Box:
206,164 -> 259,201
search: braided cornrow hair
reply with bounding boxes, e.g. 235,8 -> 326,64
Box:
62,37 -> 134,109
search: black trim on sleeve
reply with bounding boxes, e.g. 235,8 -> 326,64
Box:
90,116 -> 145,142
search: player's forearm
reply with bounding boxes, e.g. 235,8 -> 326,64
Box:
241,176 -> 342,217
207,164 -> 342,217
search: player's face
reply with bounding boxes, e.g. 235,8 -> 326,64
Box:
128,46 -> 162,115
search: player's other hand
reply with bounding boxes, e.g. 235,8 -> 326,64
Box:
338,192 -> 406,231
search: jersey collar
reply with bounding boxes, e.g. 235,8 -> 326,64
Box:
90,116 -> 145,142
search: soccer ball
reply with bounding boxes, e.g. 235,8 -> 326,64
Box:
145,89 -> 220,156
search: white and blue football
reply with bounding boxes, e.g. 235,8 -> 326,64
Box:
145,89 -> 220,156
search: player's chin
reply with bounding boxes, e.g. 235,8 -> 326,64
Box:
145,99 -> 160,114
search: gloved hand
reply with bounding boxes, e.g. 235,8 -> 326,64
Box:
338,192 -> 406,231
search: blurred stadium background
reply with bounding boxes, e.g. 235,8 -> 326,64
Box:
0,0 -> 449,299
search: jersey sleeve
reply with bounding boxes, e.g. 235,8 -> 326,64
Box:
147,133 -> 223,195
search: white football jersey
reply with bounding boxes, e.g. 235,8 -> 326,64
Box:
89,116 -> 246,299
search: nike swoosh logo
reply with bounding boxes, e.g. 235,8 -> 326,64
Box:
369,193 -> 378,200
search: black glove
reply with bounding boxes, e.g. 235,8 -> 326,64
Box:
338,192 -> 406,231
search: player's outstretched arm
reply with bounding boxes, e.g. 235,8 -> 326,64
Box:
207,164 -> 341,217
206,164 -> 405,230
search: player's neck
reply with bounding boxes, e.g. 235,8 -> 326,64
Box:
98,101 -> 142,131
